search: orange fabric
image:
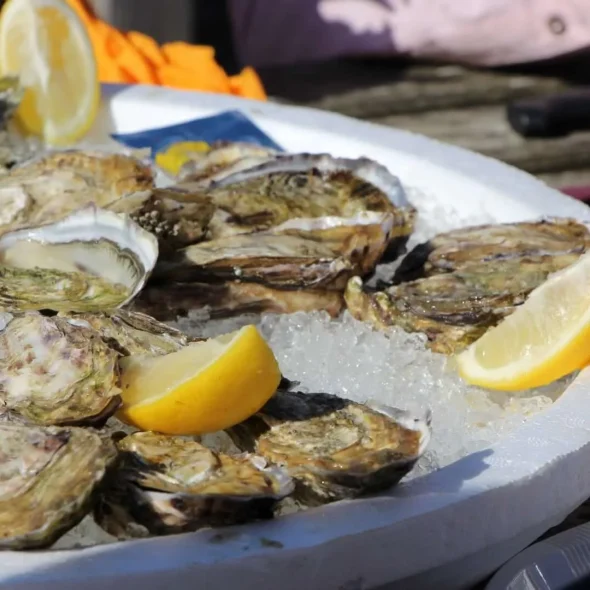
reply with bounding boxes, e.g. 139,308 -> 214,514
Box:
66,0 -> 267,100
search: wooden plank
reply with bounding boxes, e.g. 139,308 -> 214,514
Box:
373,105 -> 590,174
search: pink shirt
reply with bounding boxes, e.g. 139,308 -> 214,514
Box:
227,0 -> 590,68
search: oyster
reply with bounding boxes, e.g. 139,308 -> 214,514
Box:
0,205 -> 158,312
183,154 -> 415,268
136,233 -> 352,320
229,388 -> 431,505
0,149 -> 154,233
347,219 -> 590,354
67,309 -> 193,356
96,432 -> 294,537
0,312 -> 121,426
106,186 -> 215,251
0,78 -> 34,172
0,424 -> 116,549
394,218 -> 590,282
177,141 -> 278,186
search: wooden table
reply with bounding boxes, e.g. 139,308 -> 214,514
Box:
260,58 -> 590,193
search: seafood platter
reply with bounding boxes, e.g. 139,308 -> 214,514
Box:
0,81 -> 589,590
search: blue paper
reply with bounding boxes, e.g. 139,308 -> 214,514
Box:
111,110 -> 284,155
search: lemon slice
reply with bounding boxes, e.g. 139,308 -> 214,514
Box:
117,325 -> 281,435
0,0 -> 100,145
456,250 -> 590,391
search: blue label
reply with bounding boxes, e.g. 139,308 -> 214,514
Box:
111,110 -> 284,155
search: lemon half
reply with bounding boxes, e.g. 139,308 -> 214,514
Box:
117,325 -> 281,435
0,0 -> 99,145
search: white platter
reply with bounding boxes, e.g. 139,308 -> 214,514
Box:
4,84 -> 590,590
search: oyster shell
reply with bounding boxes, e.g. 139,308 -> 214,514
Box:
136,233 -> 352,320
394,218 -> 590,282
347,218 -> 590,354
0,149 -> 154,233
228,388 -> 431,505
0,205 -> 158,312
184,154 -> 415,268
106,186 -> 215,251
0,424 -> 116,549
67,309 -> 193,356
0,312 -> 121,426
177,141 -> 278,186
96,432 -> 294,537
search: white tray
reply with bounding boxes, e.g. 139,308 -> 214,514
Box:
5,85 -> 590,590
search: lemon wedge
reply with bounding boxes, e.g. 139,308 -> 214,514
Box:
456,250 -> 590,391
117,325 -> 281,435
0,0 -> 100,145
155,141 -> 210,176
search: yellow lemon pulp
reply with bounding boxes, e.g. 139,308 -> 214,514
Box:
456,250 -> 590,391
155,141 -> 210,176
0,0 -> 99,145
117,325 -> 282,435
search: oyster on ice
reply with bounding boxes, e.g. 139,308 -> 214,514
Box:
106,186 -> 215,252
183,154 -> 416,270
0,149 -> 154,233
348,219 -> 590,354
177,141 -> 278,186
136,233 -> 353,320
0,424 -> 116,549
96,432 -> 294,537
0,312 -> 122,426
229,388 -> 431,505
0,205 -> 158,312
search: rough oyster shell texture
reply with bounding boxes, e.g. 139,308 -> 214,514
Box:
96,432 -> 294,537
0,149 -> 154,233
229,388 -> 431,505
0,424 -> 116,549
346,218 -> 590,353
0,205 -> 158,313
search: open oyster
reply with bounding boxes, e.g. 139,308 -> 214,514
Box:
228,388 -> 431,505
96,432 -> 294,537
0,205 -> 158,312
136,233 -> 352,320
183,154 -> 415,267
106,186 -> 215,251
67,309 -> 193,356
349,219 -> 590,353
177,141 -> 278,186
0,149 -> 154,233
0,312 -> 121,426
0,424 -> 116,549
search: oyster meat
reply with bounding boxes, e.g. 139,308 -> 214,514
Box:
106,186 -> 215,252
136,233 -> 353,320
183,154 -> 415,268
96,432 -> 294,537
0,205 -> 158,312
348,219 -> 590,354
229,388 -> 431,505
0,424 -> 116,549
0,149 -> 154,233
0,312 -> 121,426
177,141 -> 278,186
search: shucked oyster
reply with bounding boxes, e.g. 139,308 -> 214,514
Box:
96,432 -> 294,537
0,205 -> 158,312
136,233 -> 353,320
0,424 -> 116,549
177,141 -> 278,186
0,312 -> 121,426
348,219 -> 590,354
229,388 -> 431,505
0,149 -> 154,233
183,154 -> 415,268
